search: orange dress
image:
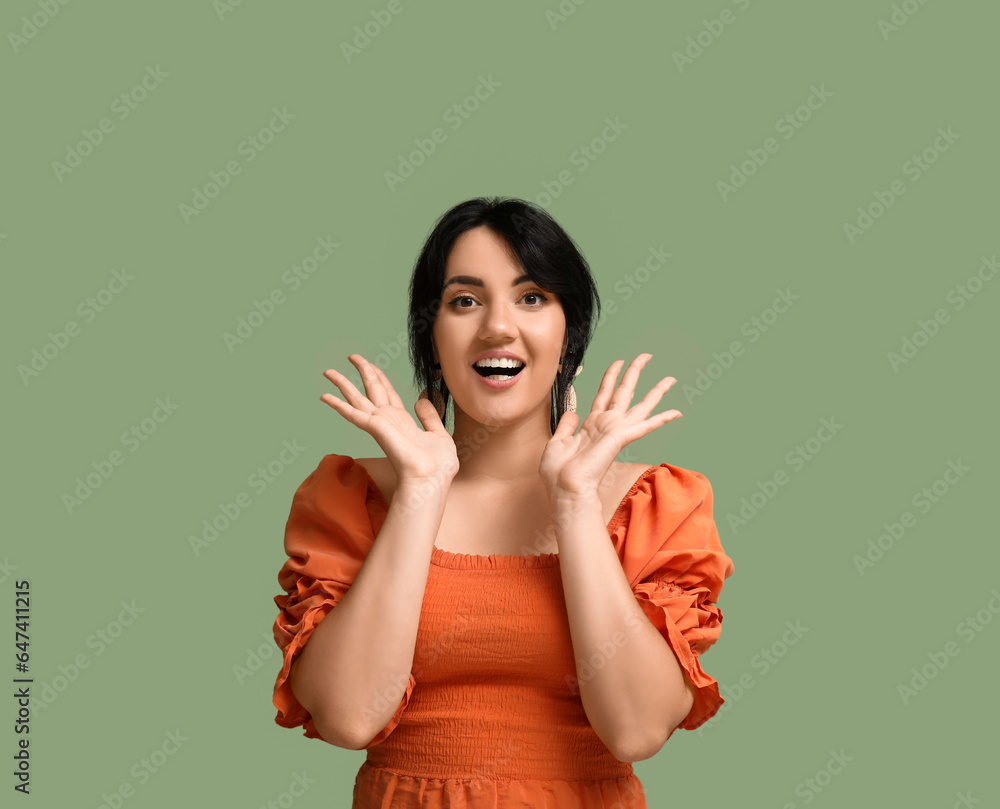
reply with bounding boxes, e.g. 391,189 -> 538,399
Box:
272,454 -> 734,808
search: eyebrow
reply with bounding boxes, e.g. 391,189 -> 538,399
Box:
442,273 -> 532,290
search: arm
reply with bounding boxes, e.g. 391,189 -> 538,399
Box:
553,493 -> 694,761
288,479 -> 449,749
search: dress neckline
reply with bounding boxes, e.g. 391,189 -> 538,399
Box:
353,457 -> 662,568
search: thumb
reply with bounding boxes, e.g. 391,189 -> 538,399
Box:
414,396 -> 445,433
551,410 -> 580,441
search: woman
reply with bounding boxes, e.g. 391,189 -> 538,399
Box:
271,197 -> 735,808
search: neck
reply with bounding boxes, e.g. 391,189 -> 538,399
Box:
450,401 -> 554,483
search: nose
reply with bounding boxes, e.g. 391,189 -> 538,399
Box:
477,301 -> 516,341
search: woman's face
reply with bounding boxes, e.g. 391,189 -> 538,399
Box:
432,226 -> 567,429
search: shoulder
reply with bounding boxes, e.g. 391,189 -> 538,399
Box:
619,459 -> 711,496
606,459 -> 711,501
607,460 -> 715,545
289,453 -> 388,513
613,461 -> 656,477
354,456 -> 396,503
609,461 -> 728,588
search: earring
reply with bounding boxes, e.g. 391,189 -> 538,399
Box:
418,363 -> 446,420
556,358 -> 583,414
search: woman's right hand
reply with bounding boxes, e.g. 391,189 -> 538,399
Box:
320,354 -> 459,484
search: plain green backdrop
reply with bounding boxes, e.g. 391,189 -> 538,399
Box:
4,1 -> 998,806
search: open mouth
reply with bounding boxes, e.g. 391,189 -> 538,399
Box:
472,362 -> 525,381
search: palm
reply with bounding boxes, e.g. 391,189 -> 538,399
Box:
539,354 -> 682,496
320,354 -> 458,481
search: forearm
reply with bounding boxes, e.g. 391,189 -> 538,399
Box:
289,478 -> 449,748
553,493 -> 694,761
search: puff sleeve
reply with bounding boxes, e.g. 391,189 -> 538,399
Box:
271,453 -> 415,747
609,463 -> 735,738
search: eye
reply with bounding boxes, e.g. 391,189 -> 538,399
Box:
446,290 -> 549,309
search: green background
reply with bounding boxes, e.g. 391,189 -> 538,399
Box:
4,0 -> 998,806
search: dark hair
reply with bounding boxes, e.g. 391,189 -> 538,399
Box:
407,196 -> 602,434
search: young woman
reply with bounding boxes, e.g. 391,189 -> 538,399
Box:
271,197 -> 735,808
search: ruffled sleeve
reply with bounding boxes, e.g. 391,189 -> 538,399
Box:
608,463 -> 735,739
272,453 -> 415,748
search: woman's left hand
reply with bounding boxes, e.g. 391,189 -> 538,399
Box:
538,353 -> 682,499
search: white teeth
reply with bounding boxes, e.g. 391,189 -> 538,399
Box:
474,357 -> 524,369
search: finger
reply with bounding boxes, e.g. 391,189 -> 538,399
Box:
620,407 -> 683,445
349,354 -> 389,407
607,353 -> 652,411
414,396 -> 446,433
624,375 -> 677,422
551,409 -> 580,442
589,359 -> 626,413
322,367 -> 374,413
319,392 -> 370,431
369,362 -> 406,410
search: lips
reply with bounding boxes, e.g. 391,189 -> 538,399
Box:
473,363 -> 524,379
472,363 -> 524,390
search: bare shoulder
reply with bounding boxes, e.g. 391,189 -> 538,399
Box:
354,456 -> 397,502
609,460 -> 658,484
602,460 -> 658,511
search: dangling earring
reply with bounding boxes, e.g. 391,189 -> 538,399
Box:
418,362 -> 446,420
556,358 -> 583,414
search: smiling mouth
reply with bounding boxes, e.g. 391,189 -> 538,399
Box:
472,365 -> 525,380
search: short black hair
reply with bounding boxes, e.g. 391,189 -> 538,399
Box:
407,196 -> 602,434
